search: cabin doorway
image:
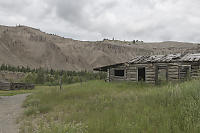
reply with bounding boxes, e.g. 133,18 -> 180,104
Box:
156,65 -> 168,84
138,67 -> 145,81
180,65 -> 191,81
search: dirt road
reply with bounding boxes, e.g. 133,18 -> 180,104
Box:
0,94 -> 29,133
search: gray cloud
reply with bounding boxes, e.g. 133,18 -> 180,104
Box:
0,0 -> 200,42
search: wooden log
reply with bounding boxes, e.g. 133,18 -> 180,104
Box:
126,70 -> 137,72
146,80 -> 155,82
127,66 -> 137,69
168,70 -> 178,72
145,71 -> 155,73
126,76 -> 136,79
146,77 -> 155,80
168,75 -> 179,77
146,71 -> 155,74
127,72 -> 137,75
168,75 -> 179,78
127,78 -> 137,81
168,69 -> 178,71
168,66 -> 179,68
169,77 -> 179,79
146,74 -> 155,77
146,79 -> 155,82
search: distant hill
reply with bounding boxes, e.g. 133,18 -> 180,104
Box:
0,25 -> 199,71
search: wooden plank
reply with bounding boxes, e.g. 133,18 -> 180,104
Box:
127,78 -> 137,81
146,74 -> 155,77
126,72 -> 137,74
127,72 -> 137,75
127,67 -> 137,70
146,76 -> 155,78
145,71 -> 155,73
168,75 -> 179,78
169,67 -> 179,69
110,78 -> 125,81
126,76 -> 136,79
191,76 -> 200,78
110,76 -> 125,79
146,76 -> 155,79
126,75 -> 136,77
169,77 -> 179,79
146,77 -> 155,80
126,70 -> 137,72
168,73 -> 179,75
168,75 -> 179,77
146,79 -> 155,82
146,80 -> 155,83
146,72 -> 155,75
168,69 -> 178,71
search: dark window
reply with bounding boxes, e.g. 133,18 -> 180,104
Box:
114,70 -> 124,77
138,67 -> 145,81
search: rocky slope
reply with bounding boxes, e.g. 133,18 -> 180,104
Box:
0,25 -> 199,71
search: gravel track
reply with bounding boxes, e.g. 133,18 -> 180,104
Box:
0,94 -> 29,133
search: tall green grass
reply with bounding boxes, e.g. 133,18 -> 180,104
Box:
20,80 -> 200,133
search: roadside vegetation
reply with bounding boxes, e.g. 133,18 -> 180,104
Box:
0,64 -> 106,85
19,79 -> 200,133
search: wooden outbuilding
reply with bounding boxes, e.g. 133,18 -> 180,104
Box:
94,53 -> 200,84
0,81 -> 34,91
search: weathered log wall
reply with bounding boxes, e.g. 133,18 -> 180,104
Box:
0,82 -> 11,90
126,65 -> 137,82
168,63 -> 179,81
0,82 -> 35,91
126,64 -> 156,84
178,62 -> 200,80
191,63 -> 200,79
108,63 -> 156,83
107,61 -> 200,84
109,64 -> 127,81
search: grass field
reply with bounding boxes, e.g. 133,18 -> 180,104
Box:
19,80 -> 200,133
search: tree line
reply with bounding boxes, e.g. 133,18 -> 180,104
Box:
0,64 -> 106,85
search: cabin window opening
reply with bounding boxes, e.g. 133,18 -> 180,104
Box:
138,67 -> 145,81
114,70 -> 124,77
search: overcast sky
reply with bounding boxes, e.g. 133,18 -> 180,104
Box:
0,0 -> 200,42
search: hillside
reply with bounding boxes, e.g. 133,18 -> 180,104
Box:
0,25 -> 200,71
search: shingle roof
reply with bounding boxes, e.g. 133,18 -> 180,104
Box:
128,53 -> 200,64
179,53 -> 200,62
93,53 -> 200,71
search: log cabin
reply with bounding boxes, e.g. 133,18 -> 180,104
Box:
94,53 -> 200,84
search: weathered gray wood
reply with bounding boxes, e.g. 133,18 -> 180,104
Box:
102,53 -> 200,84
146,76 -> 155,79
0,82 -> 34,91
126,72 -> 137,75
127,78 -> 137,81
